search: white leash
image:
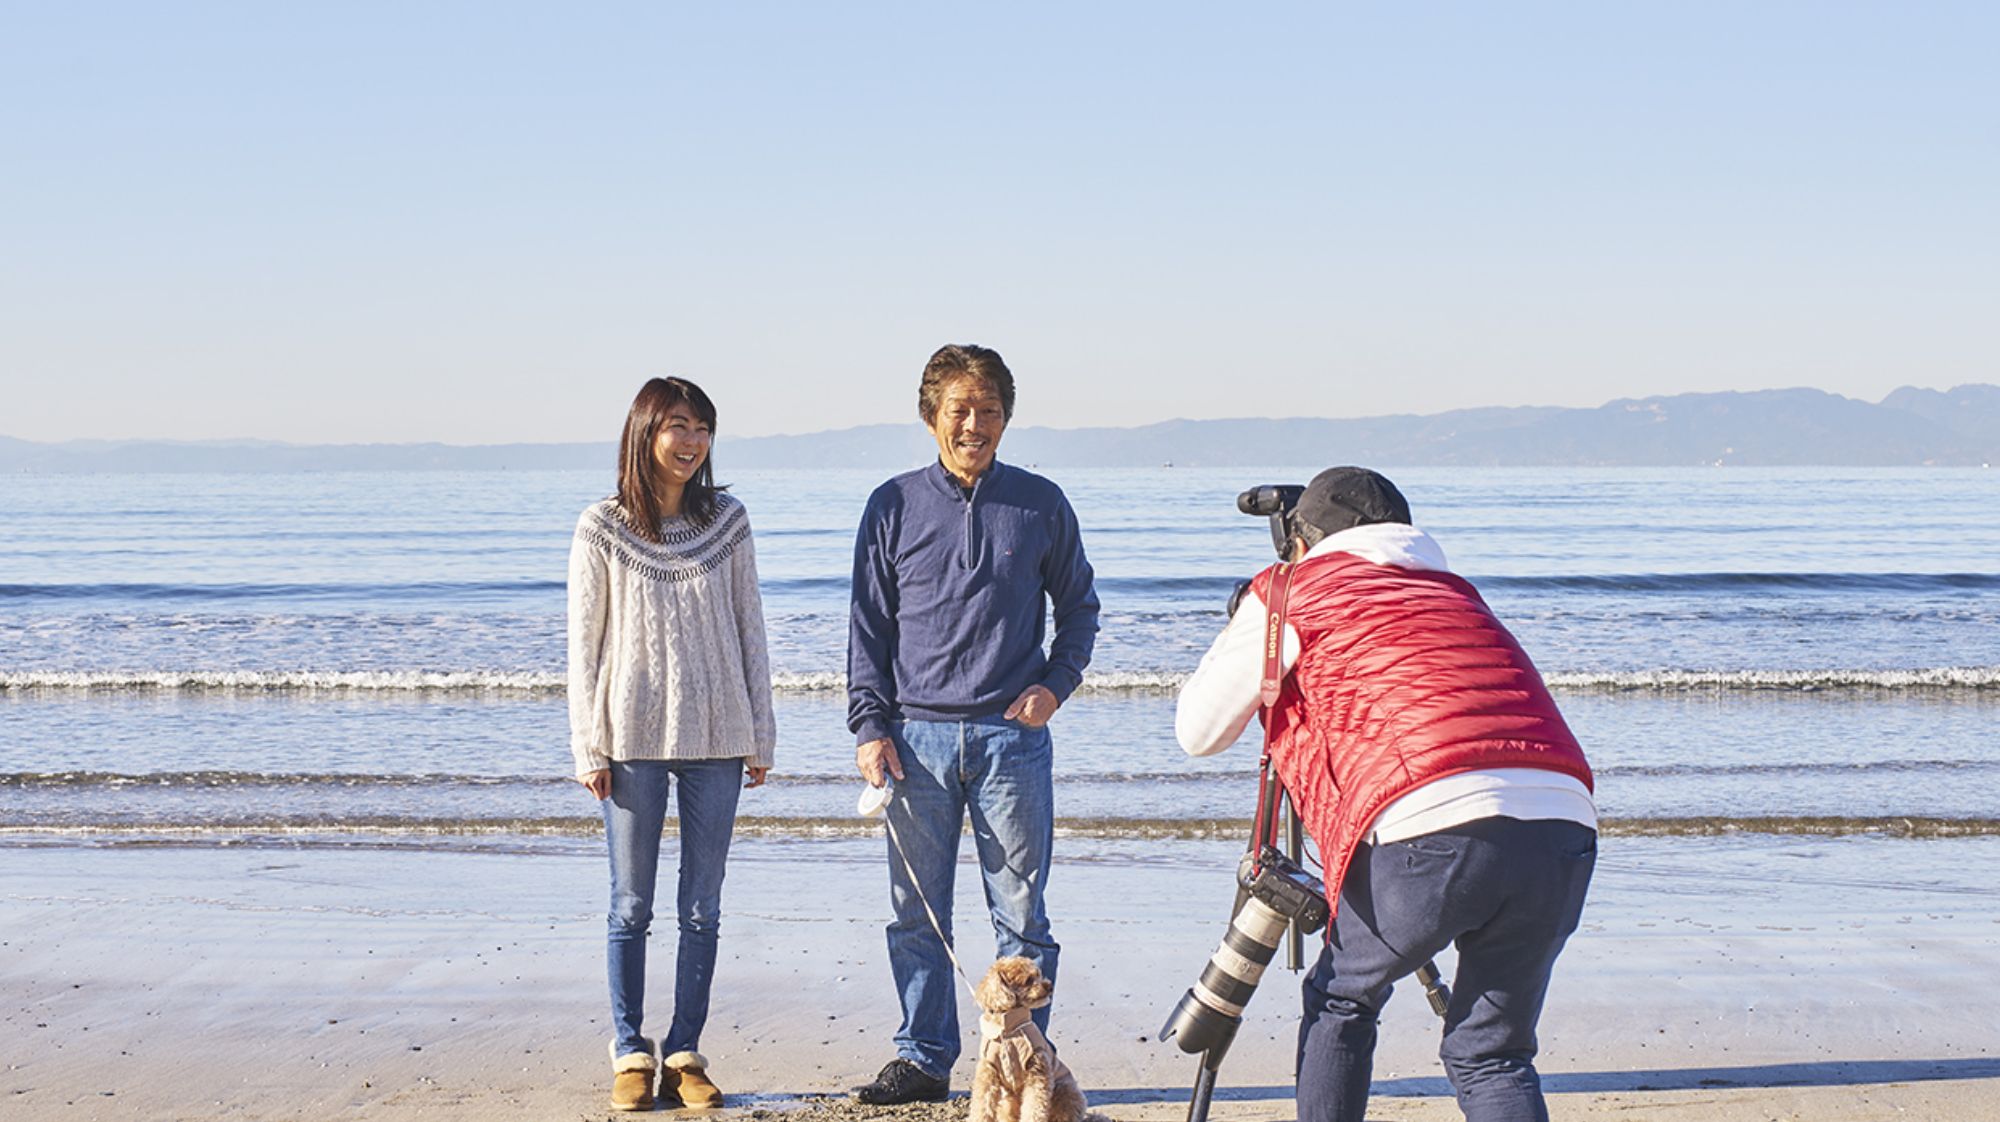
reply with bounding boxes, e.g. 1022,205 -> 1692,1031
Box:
866,782 -> 982,1002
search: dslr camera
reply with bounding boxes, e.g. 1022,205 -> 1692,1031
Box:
1157,844 -> 1328,1054
1227,484 -> 1304,617
1238,484 -> 1304,560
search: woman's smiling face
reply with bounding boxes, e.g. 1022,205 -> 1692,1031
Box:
651,404 -> 712,486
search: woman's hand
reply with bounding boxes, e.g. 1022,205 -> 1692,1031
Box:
745,766 -> 769,788
579,769 -> 611,800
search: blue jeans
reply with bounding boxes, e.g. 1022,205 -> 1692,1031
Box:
603,757 -> 743,1058
883,716 -> 1058,1077
1297,817 -> 1596,1122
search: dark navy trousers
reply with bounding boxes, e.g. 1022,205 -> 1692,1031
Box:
1297,816 -> 1596,1122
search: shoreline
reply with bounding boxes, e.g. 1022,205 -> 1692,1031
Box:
6,835 -> 1998,1121
10,812 -> 2000,848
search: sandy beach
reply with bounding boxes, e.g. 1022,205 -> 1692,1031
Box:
6,833 -> 1998,1122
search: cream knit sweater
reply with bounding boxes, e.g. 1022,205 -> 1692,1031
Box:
566,493 -> 777,778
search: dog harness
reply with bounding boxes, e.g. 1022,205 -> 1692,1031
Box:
978,1007 -> 1073,1083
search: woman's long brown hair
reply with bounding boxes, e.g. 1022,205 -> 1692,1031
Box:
615,377 -> 720,541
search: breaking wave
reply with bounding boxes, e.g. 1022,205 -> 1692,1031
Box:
1541,667 -> 2000,691
5,666 -> 1999,696
0,770 -> 562,790
0,579 -> 565,602
1478,572 -> 2000,593
5,571 -> 1994,604
0,669 -> 569,695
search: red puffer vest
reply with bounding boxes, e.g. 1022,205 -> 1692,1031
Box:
1251,551 -> 1592,910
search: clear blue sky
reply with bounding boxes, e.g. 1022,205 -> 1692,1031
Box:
3,1 -> 1994,444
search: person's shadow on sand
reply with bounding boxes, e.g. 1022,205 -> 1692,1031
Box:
1082,1056 -> 2000,1104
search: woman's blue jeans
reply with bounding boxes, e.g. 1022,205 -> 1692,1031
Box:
603,757 -> 743,1058
883,715 -> 1059,1077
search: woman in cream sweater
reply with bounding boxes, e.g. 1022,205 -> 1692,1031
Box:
568,376 -> 776,1111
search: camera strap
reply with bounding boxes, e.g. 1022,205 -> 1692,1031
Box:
1259,562 -> 1295,709
1251,562 -> 1296,856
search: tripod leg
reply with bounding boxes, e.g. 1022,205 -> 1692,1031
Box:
1285,795 -> 1305,971
1184,1057 -> 1219,1122
1415,960 -> 1452,1017
1182,1021 -> 1238,1122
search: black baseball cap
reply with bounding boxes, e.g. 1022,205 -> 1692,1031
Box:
1293,466 -> 1411,539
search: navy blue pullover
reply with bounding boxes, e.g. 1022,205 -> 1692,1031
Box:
847,460 -> 1100,744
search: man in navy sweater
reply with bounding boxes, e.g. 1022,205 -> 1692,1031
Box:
847,344 -> 1101,1105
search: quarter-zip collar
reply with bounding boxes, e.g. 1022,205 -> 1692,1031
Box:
926,459 -> 1003,569
924,457 -> 1001,495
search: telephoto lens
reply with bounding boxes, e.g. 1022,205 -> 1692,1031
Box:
1159,847 -> 1327,1054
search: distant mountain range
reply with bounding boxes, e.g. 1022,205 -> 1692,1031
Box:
5,384 -> 1996,472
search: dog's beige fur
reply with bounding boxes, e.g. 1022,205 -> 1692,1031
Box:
970,956 -> 1090,1122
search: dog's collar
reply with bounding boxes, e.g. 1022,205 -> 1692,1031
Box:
979,1007 -> 1036,1044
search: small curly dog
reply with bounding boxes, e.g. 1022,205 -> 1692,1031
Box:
970,956 -> 1092,1122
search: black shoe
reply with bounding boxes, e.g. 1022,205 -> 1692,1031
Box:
850,1058 -> 949,1105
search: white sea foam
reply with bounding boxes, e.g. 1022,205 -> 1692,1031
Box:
0,669 -> 861,695
1074,671 -> 1189,694
4,666 -> 1998,695
770,671 -> 845,693
1091,667 -> 2000,693
0,670 -> 566,694
1543,667 -> 2000,691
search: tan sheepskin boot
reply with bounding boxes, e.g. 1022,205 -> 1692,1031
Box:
609,1042 -> 657,1112
662,1050 -> 722,1109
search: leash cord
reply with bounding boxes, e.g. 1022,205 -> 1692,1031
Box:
880,799 -> 983,1002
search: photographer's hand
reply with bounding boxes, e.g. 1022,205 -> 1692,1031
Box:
857,739 -> 903,787
1004,684 -> 1060,728
1227,579 -> 1252,618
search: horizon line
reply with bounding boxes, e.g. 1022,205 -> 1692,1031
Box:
5,381 -> 1988,449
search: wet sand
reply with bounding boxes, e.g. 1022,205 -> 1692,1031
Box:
4,834 -> 1998,1121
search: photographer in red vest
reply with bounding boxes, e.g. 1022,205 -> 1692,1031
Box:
1176,467 -> 1596,1122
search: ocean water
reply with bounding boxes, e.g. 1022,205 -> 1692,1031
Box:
2,465 -> 1997,853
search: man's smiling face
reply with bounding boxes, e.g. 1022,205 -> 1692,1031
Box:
928,376 -> 1007,486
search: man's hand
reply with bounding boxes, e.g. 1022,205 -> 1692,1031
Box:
1003,684 -> 1060,728
745,766 -> 769,789
579,768 -> 611,800
857,739 -> 904,787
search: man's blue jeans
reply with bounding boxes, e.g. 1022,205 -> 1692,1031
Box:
1297,817 -> 1596,1122
883,715 -> 1058,1077
603,757 -> 744,1058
